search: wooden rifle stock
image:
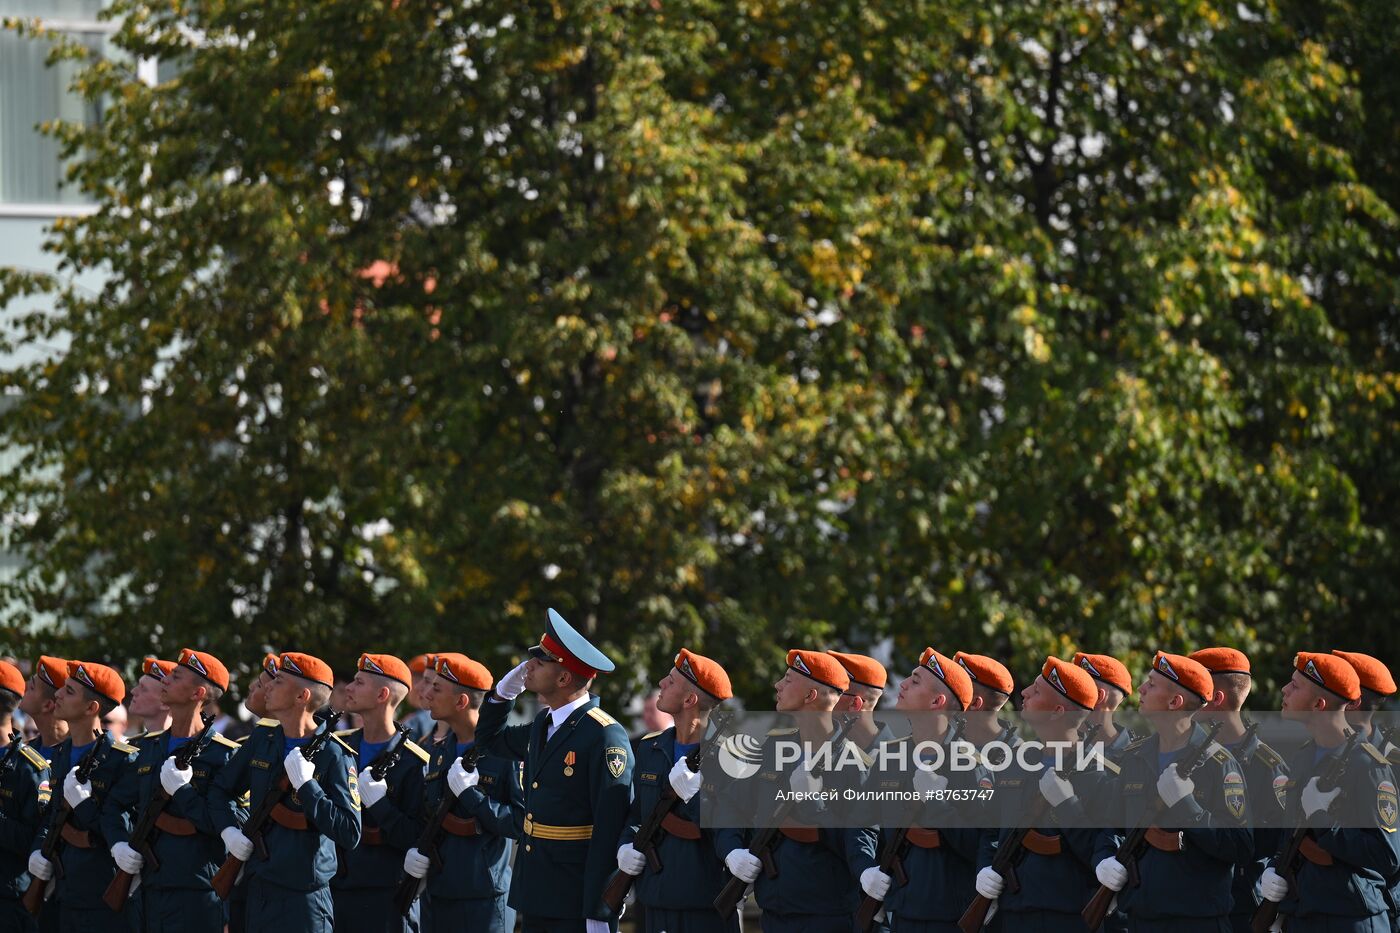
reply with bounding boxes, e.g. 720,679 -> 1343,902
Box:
23,730 -> 109,915
394,745 -> 483,916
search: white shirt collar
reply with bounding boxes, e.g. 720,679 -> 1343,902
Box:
547,693 -> 592,735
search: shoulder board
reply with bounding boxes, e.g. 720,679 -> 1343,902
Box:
256,718 -> 280,728
128,730 -> 152,742
641,729 -> 665,740
587,708 -> 617,727
328,734 -> 357,755
19,745 -> 49,771
1123,736 -> 1151,753
1208,742 -> 1231,763
879,735 -> 912,747
236,735 -> 250,745
1360,741 -> 1388,764
212,734 -> 240,749
1252,741 -> 1283,768
402,740 -> 429,763
334,728 -> 361,738
768,727 -> 798,736
843,741 -> 873,768
1100,758 -> 1121,775
112,741 -> 138,754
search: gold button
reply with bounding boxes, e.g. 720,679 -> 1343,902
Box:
532,782 -> 538,789
526,813 -> 533,820
525,844 -> 532,852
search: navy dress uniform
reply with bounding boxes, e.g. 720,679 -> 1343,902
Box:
207,653 -> 361,933
618,649 -> 737,933
1091,653 -> 1253,933
418,725 -> 520,933
1,661 -> 51,933
98,650 -> 239,933
35,662 -> 140,933
226,651 -> 280,933
1267,652 -> 1400,933
474,609 -> 633,933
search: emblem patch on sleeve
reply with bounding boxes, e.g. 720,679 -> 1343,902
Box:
348,764 -> 361,809
1273,775 -> 1290,810
1378,780 -> 1397,830
605,746 -> 628,779
1223,770 -> 1246,820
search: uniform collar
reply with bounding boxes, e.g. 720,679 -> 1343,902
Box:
548,693 -> 593,733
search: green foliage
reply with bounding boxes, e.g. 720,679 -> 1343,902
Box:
3,0 -> 1397,706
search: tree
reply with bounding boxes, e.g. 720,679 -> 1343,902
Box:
3,0 -> 1397,706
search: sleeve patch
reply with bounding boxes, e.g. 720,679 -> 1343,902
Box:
606,746 -> 628,778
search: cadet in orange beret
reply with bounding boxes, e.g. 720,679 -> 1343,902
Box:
26,662 -> 139,924
615,648 -> 737,933
954,651 -> 1020,750
0,660 -> 49,930
126,657 -> 176,740
99,649 -> 239,932
1332,650 -> 1397,753
19,655 -> 71,760
208,652 -> 361,933
1071,652 -> 1137,766
828,650 -> 892,754
329,653 -> 432,933
1190,646 -> 1290,932
1263,652 -> 1400,930
1090,652 -> 1251,929
399,654 -> 436,744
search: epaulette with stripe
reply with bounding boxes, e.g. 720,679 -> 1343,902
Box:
403,739 -> 429,763
1362,742 -> 1388,765
1101,757 -> 1121,775
587,708 -> 617,727
878,735 -> 913,747
212,734 -> 240,749
18,745 -> 48,772
1123,736 -> 1151,754
768,727 -> 798,736
256,718 -> 280,728
334,728 -> 362,738
328,733 -> 357,755
112,740 -> 138,754
1251,741 -> 1284,769
641,729 -> 666,740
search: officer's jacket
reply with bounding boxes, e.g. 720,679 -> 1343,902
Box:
41,730 -> 138,907
475,694 -> 632,922
847,733 -> 990,923
207,719 -> 361,891
329,727 -> 429,891
715,726 -> 879,918
1275,737 -> 1400,920
418,730 -> 519,900
1224,726 -> 1288,918
98,728 -> 241,890
1091,723 -> 1253,921
975,749 -> 1118,916
0,739 -> 49,900
620,726 -> 728,911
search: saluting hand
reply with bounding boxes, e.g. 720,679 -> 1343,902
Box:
495,661 -> 529,701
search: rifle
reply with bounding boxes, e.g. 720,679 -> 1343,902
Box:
1251,729 -> 1360,933
854,716 -> 968,933
956,723 -> 1101,933
210,709 -> 338,900
602,714 -> 731,913
0,732 -> 24,775
393,744 -> 483,916
368,725 -> 412,782
22,730 -> 112,915
103,714 -> 218,910
1082,719 -> 1225,931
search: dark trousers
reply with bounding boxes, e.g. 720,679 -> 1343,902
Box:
0,899 -> 38,933
1127,920 -> 1232,933
1284,916 -> 1392,933
761,912 -> 856,933
424,896 -> 511,933
56,906 -> 136,933
884,917 -> 960,933
244,877 -> 333,933
642,906 -> 741,933
331,887 -> 419,933
518,917 -> 610,933
137,886 -> 223,933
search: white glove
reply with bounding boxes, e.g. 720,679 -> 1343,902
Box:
585,921 -> 610,933
496,660 -> 529,700
447,758 -> 480,797
725,848 -> 762,883
1156,767 -> 1195,807
669,756 -> 704,802
788,761 -> 822,795
403,847 -> 431,879
1039,768 -> 1075,808
27,851 -> 54,881
221,826 -> 254,861
975,865 -> 1006,899
63,771 -> 92,809
1301,776 -> 1342,817
860,866 -> 891,900
360,774 -> 388,808
111,842 -> 144,874
912,766 -> 949,795
160,757 -> 193,796
1258,866 -> 1289,902
617,843 -> 646,876
283,748 -> 316,790
1095,856 -> 1127,891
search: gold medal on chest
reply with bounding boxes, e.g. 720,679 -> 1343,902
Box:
564,751 -> 576,776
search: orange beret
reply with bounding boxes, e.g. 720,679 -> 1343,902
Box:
0,660 -> 24,697
918,648 -> 974,711
278,652 -> 334,689
1149,651 -> 1213,704
1041,657 -> 1097,710
433,653 -> 494,691
1189,647 -> 1251,676
1295,651 -> 1361,703
141,657 -> 177,683
261,653 -> 280,678
36,656 -> 67,690
786,649 -> 850,693
954,652 -> 1015,695
408,654 -> 431,674
176,648 -> 230,691
67,661 -> 126,705
675,648 -> 733,701
1073,652 -> 1133,696
1332,650 -> 1396,697
826,650 -> 887,690
358,652 -> 412,688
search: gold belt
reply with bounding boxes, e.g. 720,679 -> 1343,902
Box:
523,818 -> 593,841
